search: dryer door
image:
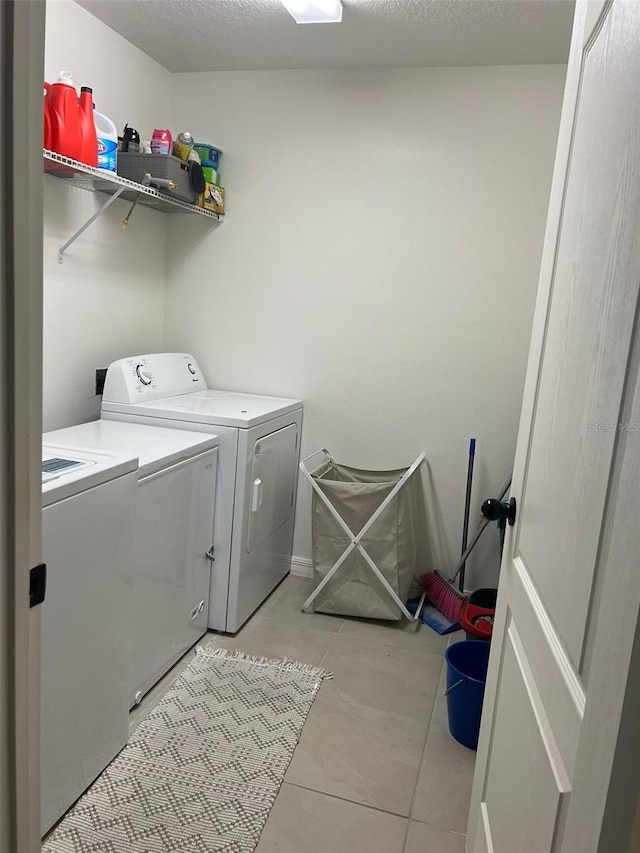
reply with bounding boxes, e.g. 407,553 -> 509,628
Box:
247,423 -> 298,554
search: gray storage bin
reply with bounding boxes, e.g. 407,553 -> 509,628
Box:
116,153 -> 196,203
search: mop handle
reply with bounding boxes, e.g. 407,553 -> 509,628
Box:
459,438 -> 476,592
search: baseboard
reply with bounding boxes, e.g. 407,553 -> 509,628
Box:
290,556 -> 313,579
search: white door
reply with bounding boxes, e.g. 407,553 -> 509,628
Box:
0,1 -> 46,850
468,3 -> 640,852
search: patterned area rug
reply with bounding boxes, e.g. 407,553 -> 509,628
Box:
42,646 -> 331,853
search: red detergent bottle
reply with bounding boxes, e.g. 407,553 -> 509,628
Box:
43,83 -> 52,150
47,71 -> 81,161
78,86 -> 98,167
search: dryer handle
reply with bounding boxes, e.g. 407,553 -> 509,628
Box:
251,478 -> 263,513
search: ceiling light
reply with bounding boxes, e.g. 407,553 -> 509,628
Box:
281,0 -> 343,24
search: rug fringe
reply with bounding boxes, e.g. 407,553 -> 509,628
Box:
196,645 -> 333,680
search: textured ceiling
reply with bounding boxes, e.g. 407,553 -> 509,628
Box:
75,0 -> 575,73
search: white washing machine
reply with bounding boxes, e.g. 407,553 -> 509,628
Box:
101,352 -> 303,633
41,444 -> 137,835
44,420 -> 218,706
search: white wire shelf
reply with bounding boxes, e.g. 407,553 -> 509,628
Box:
43,149 -> 225,220
44,149 -> 225,262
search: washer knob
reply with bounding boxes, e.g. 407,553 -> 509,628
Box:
136,364 -> 153,386
187,363 -> 196,375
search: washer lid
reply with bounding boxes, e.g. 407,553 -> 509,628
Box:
42,443 -> 137,507
44,421 -> 218,479
103,390 -> 303,429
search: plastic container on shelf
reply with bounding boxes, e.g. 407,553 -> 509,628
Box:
121,124 -> 140,153
43,86 -> 52,150
172,131 -> 194,161
78,87 -> 98,168
151,129 -> 172,155
94,106 -> 118,172
201,165 -> 219,186
193,142 -> 222,170
116,153 -> 196,203
200,183 -> 225,214
46,71 -> 82,161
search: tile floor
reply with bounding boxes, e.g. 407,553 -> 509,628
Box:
130,576 -> 476,853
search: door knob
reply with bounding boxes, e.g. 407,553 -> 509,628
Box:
481,496 -> 517,526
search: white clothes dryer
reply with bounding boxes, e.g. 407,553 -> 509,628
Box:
44,420 -> 218,705
41,444 -> 137,835
101,353 -> 303,633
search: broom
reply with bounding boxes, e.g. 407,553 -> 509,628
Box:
419,474 -> 512,623
458,438 -> 476,593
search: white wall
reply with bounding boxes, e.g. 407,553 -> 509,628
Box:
166,66 -> 566,588
43,0 -> 172,430
41,4 -> 565,588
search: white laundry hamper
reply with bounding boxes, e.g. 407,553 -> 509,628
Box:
300,450 -> 425,621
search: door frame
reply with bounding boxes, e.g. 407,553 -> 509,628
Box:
0,1 -> 45,850
467,1 -> 640,850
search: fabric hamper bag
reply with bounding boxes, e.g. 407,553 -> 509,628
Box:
311,461 -> 418,620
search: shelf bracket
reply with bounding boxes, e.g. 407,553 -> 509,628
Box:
58,186 -> 127,263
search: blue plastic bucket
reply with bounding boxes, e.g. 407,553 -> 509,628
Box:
444,640 -> 491,750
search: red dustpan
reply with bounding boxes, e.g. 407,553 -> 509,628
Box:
459,599 -> 494,641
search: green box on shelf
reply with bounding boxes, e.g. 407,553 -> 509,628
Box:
194,143 -> 222,170
201,165 -> 220,186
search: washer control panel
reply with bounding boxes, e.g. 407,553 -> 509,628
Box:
102,353 -> 207,404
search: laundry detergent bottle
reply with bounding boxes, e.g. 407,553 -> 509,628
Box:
78,87 -> 98,167
47,71 -> 81,160
93,105 -> 118,171
43,84 -> 52,150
